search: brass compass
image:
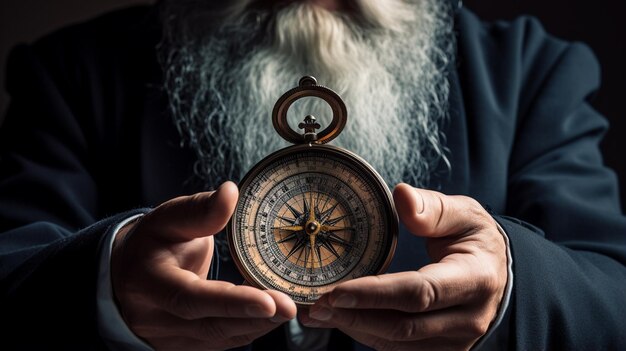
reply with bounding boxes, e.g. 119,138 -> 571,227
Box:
228,76 -> 398,305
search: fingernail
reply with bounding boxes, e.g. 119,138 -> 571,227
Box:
332,294 -> 356,308
309,307 -> 333,321
245,304 -> 268,318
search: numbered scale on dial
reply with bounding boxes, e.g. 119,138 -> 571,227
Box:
228,76 -> 398,304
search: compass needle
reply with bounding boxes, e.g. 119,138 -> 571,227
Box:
303,243 -> 310,272
309,192 -> 316,222
321,225 -> 354,232
309,235 -> 317,269
273,225 -> 304,232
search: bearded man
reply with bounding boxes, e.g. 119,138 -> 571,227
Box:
1,0 -> 625,350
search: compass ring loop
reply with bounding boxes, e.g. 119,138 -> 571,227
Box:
272,76 -> 347,145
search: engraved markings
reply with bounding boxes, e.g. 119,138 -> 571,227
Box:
233,151 -> 390,302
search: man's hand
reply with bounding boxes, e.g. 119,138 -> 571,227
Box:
300,183 -> 508,351
111,182 -> 297,350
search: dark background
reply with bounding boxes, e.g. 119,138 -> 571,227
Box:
1,0 -> 624,208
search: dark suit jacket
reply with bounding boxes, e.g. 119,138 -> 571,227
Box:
1,5 -> 625,350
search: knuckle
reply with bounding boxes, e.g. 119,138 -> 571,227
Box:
455,194 -> 476,207
369,275 -> 387,308
456,195 -> 487,219
426,193 -> 447,235
467,316 -> 490,337
429,195 -> 450,234
476,266 -> 501,296
463,195 -> 482,209
411,275 -> 438,312
392,319 -> 418,341
485,273 -> 501,295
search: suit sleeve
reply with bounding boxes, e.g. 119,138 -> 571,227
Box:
485,18 -> 626,350
0,43 -> 136,348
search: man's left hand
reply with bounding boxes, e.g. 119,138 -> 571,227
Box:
300,184 -> 508,351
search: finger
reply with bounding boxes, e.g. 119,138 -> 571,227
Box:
322,270 -> 480,313
418,257 -> 502,311
142,181 -> 239,241
153,269 -> 281,319
393,183 -> 491,238
265,289 -> 298,321
303,302 -> 487,342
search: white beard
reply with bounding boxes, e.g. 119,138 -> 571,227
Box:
159,0 -> 455,190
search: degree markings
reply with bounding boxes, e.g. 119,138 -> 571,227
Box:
234,150 -> 392,302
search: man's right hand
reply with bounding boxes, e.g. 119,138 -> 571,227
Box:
111,182 -> 297,350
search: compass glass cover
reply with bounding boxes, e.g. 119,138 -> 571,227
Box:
230,145 -> 396,304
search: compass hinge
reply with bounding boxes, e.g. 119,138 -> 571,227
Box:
299,115 -> 321,142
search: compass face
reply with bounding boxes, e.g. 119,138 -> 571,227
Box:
229,144 -> 397,304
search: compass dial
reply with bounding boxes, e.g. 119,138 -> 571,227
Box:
229,144 -> 397,304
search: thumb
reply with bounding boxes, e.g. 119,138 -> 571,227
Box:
393,183 -> 484,238
141,181 -> 239,242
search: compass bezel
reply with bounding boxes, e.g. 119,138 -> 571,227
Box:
227,143 -> 398,305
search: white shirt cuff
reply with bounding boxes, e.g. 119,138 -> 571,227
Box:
472,220 -> 514,350
96,214 -> 154,351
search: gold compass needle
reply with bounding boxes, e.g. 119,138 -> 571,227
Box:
308,192 -> 316,222
320,225 -> 354,232
272,225 -> 304,232
309,234 -> 317,269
